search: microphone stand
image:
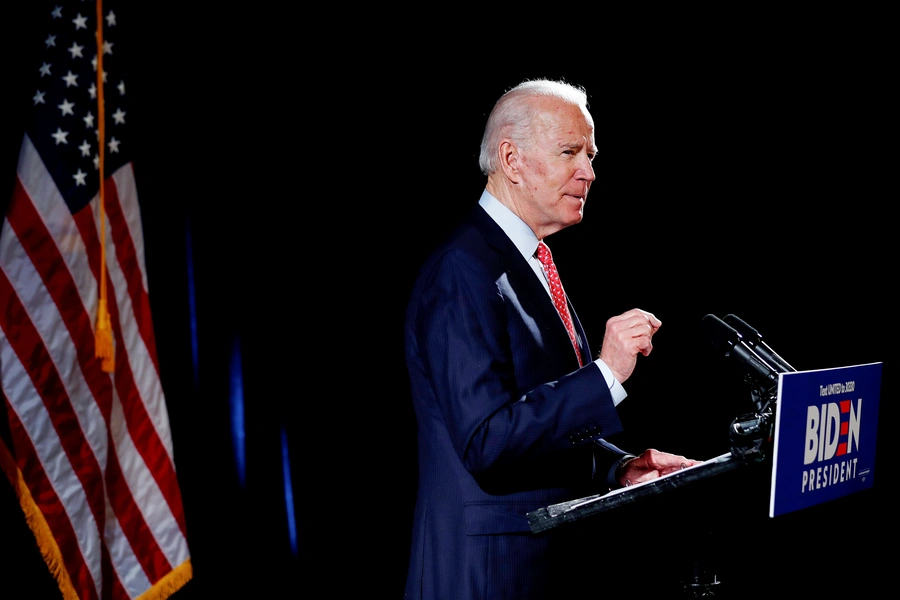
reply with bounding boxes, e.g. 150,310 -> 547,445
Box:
681,383 -> 777,598
729,382 -> 776,461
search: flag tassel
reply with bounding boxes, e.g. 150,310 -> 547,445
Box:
95,297 -> 114,372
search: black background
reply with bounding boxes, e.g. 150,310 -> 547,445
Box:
2,3 -> 895,598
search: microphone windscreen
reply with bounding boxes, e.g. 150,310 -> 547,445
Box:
701,314 -> 740,354
723,314 -> 761,345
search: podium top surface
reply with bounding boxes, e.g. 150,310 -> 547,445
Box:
527,452 -> 742,533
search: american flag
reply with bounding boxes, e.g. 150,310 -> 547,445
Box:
0,2 -> 191,599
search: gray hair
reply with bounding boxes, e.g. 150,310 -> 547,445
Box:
478,79 -> 591,176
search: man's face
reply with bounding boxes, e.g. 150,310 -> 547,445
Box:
515,98 -> 597,238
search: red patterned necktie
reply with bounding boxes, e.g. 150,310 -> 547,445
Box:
537,241 -> 583,367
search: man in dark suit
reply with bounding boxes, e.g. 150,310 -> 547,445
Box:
403,79 -> 700,599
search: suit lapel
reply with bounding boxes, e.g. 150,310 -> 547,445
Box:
468,206 -> 590,367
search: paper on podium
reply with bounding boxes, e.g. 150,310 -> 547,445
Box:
527,452 -> 740,533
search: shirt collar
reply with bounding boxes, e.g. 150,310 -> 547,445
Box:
478,189 -> 539,261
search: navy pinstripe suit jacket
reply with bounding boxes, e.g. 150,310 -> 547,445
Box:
403,203 -> 630,599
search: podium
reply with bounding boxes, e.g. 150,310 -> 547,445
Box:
527,445 -> 772,597
527,450 -> 755,534
526,361 -> 882,597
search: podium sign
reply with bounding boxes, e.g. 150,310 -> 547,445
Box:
769,362 -> 882,517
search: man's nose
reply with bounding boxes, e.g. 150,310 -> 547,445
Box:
578,153 -> 596,181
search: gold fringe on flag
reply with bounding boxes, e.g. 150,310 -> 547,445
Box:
135,560 -> 194,600
0,443 -> 79,600
93,0 -> 114,373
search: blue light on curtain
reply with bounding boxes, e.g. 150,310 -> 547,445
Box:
229,335 -> 246,488
281,426 -> 298,556
185,216 -> 198,389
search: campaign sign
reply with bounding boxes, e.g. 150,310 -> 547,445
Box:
769,362 -> 882,518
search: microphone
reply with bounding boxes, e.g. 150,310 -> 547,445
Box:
723,314 -> 796,373
701,314 -> 781,390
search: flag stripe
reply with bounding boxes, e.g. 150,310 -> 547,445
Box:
102,419 -> 173,584
108,168 -> 160,377
100,181 -> 187,535
2,183 -> 110,536
80,178 -> 189,542
3,403 -> 101,600
0,272 -> 103,600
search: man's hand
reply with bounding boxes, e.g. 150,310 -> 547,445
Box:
615,448 -> 702,487
598,308 -> 661,383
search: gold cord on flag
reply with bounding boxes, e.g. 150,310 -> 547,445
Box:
93,0 -> 114,373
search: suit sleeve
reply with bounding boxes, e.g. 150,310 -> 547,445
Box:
412,248 -> 627,489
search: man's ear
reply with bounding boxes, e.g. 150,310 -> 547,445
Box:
498,140 -> 521,183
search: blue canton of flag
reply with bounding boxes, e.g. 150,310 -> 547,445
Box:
30,3 -> 131,213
